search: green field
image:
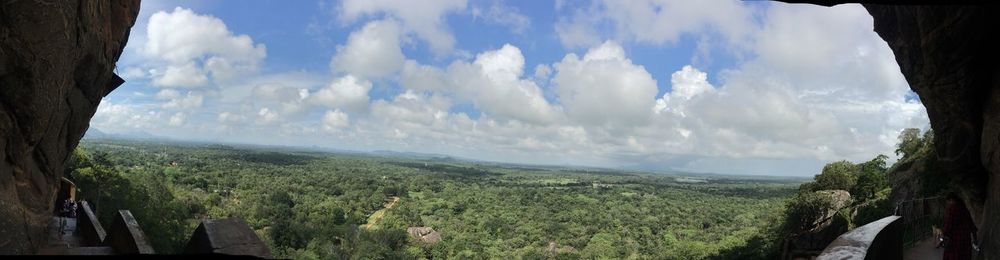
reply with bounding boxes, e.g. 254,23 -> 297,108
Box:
69,139 -> 802,259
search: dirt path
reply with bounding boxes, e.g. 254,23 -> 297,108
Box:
363,196 -> 400,230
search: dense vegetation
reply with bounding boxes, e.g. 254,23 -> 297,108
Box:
775,127 -> 937,257
68,139 -> 801,259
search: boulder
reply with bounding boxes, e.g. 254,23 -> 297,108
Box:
406,227 -> 442,244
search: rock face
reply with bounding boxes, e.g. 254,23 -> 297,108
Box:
863,5 -> 1000,259
0,1 -> 140,254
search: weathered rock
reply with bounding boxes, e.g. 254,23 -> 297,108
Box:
0,0 -> 140,254
862,5 -> 1000,259
546,241 -> 577,255
406,227 -> 442,244
789,190 -> 853,252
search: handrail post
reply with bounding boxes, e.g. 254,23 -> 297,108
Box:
76,201 -> 106,246
103,210 -> 155,254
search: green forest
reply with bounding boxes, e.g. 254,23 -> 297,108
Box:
67,139 -> 805,259
65,128 -> 930,259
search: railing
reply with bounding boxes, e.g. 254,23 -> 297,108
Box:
102,210 -> 155,254
816,216 -> 903,260
183,217 -> 273,257
894,196 -> 945,248
76,201 -> 106,246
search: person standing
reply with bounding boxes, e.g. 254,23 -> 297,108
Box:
942,192 -> 977,260
58,198 -> 72,234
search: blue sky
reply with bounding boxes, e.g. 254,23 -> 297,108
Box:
96,0 -> 929,176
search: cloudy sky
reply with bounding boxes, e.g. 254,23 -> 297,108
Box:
96,0 -> 929,176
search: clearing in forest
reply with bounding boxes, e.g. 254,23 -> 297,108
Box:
363,196 -> 400,230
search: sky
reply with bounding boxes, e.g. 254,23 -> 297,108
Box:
95,0 -> 930,176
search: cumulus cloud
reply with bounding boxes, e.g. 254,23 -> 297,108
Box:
399,44 -> 559,124
322,109 -> 351,131
330,19 -> 405,79
471,1 -> 531,33
158,90 -> 204,110
217,111 -> 248,125
119,67 -> 148,80
340,0 -> 466,55
142,7 -> 266,87
308,75 -> 372,113
256,107 -> 280,125
169,112 -> 187,126
655,65 -> 714,117
555,0 -> 756,49
96,2 -> 932,176
92,100 -> 165,130
153,62 -> 209,87
553,41 -> 658,127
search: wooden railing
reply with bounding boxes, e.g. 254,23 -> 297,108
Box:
816,216 -> 903,260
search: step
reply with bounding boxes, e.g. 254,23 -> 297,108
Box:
37,246 -> 115,255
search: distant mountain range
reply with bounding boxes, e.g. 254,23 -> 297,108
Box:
371,150 -> 470,162
83,127 -> 171,141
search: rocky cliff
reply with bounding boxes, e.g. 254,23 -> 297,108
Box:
863,5 -> 1000,259
0,1 -> 140,254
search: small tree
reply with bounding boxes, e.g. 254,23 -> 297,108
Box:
331,207 -> 346,225
784,192 -> 836,232
895,128 -> 923,160
813,160 -> 859,191
852,155 -> 889,202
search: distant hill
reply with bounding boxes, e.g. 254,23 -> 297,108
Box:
83,127 -> 110,139
372,150 -> 468,161
83,128 -> 171,141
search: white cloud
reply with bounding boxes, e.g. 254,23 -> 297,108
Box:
99,3 -> 932,176
330,19 -> 405,79
471,1 -> 531,33
153,62 -> 208,87
322,109 -> 351,131
555,0 -> 755,50
553,41 -> 658,127
217,111 -> 248,125
399,44 -> 559,124
143,7 -> 266,87
169,112 -> 187,126
308,75 -> 372,113
160,91 -> 204,110
256,107 -> 280,125
119,67 -> 148,80
155,89 -> 182,100
655,65 -> 714,117
92,100 -> 165,131
339,0 -> 466,55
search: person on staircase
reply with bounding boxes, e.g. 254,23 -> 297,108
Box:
942,192 -> 978,260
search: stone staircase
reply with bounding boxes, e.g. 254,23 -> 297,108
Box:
37,217 -> 114,255
34,200 -> 272,257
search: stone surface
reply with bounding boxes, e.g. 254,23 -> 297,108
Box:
103,210 -> 154,254
0,0 -> 140,254
789,190 -> 853,253
407,227 -> 442,244
183,217 -> 272,258
863,5 -> 1000,259
817,216 -> 902,260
